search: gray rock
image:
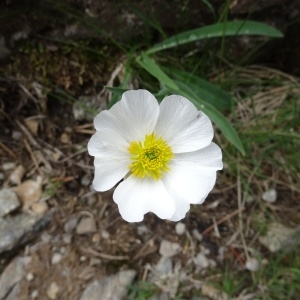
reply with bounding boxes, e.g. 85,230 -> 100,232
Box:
0,210 -> 53,254
0,256 -> 27,299
64,216 -> 78,233
175,222 -> 186,235
79,270 -> 136,300
155,257 -> 173,276
262,189 -> 277,203
76,217 -> 97,235
159,240 -> 181,258
259,222 -> 300,252
0,188 -> 20,217
194,253 -> 210,269
4,283 -> 21,300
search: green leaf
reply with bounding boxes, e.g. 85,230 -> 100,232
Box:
105,86 -> 128,96
168,80 -> 245,155
136,53 -> 179,90
164,68 -> 232,111
146,21 -> 284,54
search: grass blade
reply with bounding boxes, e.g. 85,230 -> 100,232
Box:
164,67 -> 232,111
146,21 -> 284,54
169,80 -> 245,155
136,53 -> 179,90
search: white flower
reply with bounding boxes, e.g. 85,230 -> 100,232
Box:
88,90 -> 223,222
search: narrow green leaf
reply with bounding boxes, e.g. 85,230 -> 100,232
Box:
164,67 -> 232,111
169,80 -> 245,155
136,53 -> 179,90
105,86 -> 128,96
146,21 -> 283,54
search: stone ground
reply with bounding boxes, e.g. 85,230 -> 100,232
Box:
0,0 -> 300,299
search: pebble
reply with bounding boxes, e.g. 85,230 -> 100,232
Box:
76,217 -> 97,235
79,270 -> 136,300
245,257 -> 260,272
155,257 -> 173,275
9,165 -> 25,185
26,272 -> 34,281
101,229 -> 110,239
175,222 -> 186,235
51,253 -> 63,264
262,189 -> 277,203
31,290 -> 39,299
62,233 -> 72,244
46,282 -> 59,300
201,284 -> 228,300
12,130 -> 22,140
159,240 -> 181,258
81,174 -> 91,186
14,178 -> 42,209
2,162 -> 16,171
259,222 -> 300,252
0,188 -> 20,217
31,201 -> 48,215
192,229 -> 203,241
64,216 -> 78,233
137,225 -> 150,236
194,253 -> 210,269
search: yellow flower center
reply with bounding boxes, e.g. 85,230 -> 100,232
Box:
128,133 -> 174,180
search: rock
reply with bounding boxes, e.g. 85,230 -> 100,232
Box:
31,290 -> 39,299
24,118 -> 39,136
0,256 -> 28,299
2,162 -> 16,171
175,222 -> 186,235
262,189 -> 277,203
137,225 -> 151,236
245,257 -> 260,272
62,233 -> 72,244
60,132 -> 71,144
64,216 -> 78,233
46,282 -> 59,300
14,178 -> 42,209
26,272 -> 34,281
259,222 -> 300,252
192,229 -> 203,241
0,210 -> 53,254
194,253 -> 210,269
155,257 -> 173,276
51,253 -> 63,265
0,188 -> 20,217
5,283 -> 21,300
159,240 -> 181,258
76,217 -> 97,235
201,284 -> 228,300
9,165 -> 25,185
81,174 -> 91,186
31,201 -> 48,215
79,270 -> 136,300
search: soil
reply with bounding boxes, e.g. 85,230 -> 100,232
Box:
0,0 -> 300,299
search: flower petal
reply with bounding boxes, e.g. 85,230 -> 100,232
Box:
94,90 -> 159,143
88,130 -> 128,157
167,198 -> 190,222
92,149 -> 131,192
175,143 -> 223,169
162,144 -> 222,205
113,176 -> 175,222
154,95 -> 213,153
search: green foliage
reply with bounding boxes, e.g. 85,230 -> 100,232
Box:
146,21 -> 283,54
106,20 -> 283,154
